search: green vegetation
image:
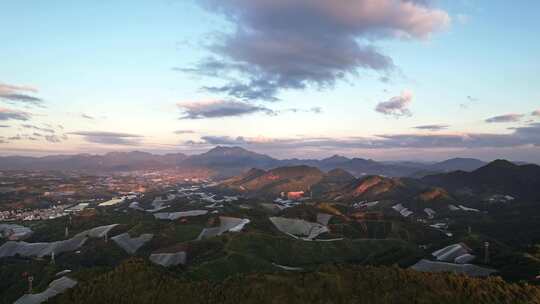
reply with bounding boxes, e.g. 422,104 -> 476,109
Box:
52,258 -> 540,304
181,232 -> 420,281
4,190 -> 540,303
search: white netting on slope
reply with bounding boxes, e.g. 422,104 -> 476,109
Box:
111,233 -> 153,254
149,252 -> 187,267
14,276 -> 77,304
269,217 -> 328,240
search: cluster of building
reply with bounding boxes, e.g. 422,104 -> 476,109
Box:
0,204 -> 72,222
0,169 -> 219,221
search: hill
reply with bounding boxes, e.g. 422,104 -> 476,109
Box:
219,165 -> 325,196
310,168 -> 356,197
324,175 -> 424,201
219,165 -> 451,202
180,146 -> 279,178
423,160 -> 540,200
428,158 -> 487,172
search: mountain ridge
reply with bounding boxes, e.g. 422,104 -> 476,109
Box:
0,146 -> 516,179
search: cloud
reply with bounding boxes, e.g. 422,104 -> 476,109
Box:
81,113 -> 95,120
0,82 -> 43,107
190,135 -> 277,146
485,113 -> 524,123
414,124 -> 449,131
183,0 -> 450,100
69,131 -> 143,145
177,100 -> 274,119
532,109 -> 540,117
0,107 -> 31,121
1,131 -> 66,144
460,95 -> 478,109
21,124 -> 55,133
375,90 -> 413,117
0,125 -> 8,128
199,136 -> 249,145
279,107 -> 323,115
187,123 -> 540,151
45,135 -> 62,143
376,125 -> 540,148
174,130 -> 196,134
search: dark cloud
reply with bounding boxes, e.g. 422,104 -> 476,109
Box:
532,109 -> 540,117
188,123 -> 540,151
485,113 -> 524,123
202,79 -> 280,102
177,100 -> 322,119
414,124 -> 449,131
183,0 -> 450,100
0,83 -> 44,107
0,125 -> 8,128
376,123 -> 540,148
199,136 -> 249,145
69,131 -> 143,145
177,100 -> 274,119
375,90 -> 413,117
0,108 -> 31,121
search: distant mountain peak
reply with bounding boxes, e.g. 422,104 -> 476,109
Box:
322,155 -> 350,163
447,157 -> 481,161
429,157 -> 486,172
204,146 -> 257,156
484,159 -> 517,169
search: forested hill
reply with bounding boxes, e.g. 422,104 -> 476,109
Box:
52,259 -> 540,304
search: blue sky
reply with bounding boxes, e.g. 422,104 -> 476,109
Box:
0,0 -> 539,162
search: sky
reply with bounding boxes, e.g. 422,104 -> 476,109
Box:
0,0 -> 539,162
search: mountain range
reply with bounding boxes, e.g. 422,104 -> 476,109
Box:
0,146 -> 493,178
218,158 -> 540,203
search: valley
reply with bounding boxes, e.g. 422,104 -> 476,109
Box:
1,147 -> 539,303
